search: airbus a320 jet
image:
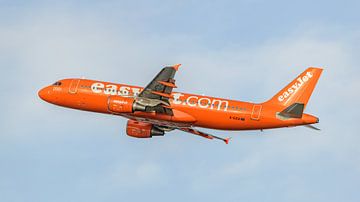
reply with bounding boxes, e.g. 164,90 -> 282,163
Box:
38,65 -> 322,144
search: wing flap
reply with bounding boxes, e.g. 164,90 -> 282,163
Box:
178,127 -> 231,144
136,64 -> 181,115
151,91 -> 172,98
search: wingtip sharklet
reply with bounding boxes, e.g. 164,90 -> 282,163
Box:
173,64 -> 181,71
224,137 -> 231,144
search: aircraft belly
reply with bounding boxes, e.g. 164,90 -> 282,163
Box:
184,108 -> 250,130
121,114 -> 193,128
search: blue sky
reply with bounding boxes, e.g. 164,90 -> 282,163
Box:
0,0 -> 359,201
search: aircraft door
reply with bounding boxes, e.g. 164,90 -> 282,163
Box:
69,79 -> 80,94
251,104 -> 262,120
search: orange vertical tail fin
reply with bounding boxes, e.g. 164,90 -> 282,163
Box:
263,67 -> 323,109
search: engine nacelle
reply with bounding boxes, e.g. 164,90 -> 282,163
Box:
126,120 -> 164,138
108,96 -> 146,113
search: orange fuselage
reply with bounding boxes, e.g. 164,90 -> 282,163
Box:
38,78 -> 318,130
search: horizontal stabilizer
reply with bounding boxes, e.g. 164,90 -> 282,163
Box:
304,124 -> 321,131
278,103 -> 304,118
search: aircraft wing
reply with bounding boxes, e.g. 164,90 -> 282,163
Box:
178,127 -> 231,144
137,64 -> 181,115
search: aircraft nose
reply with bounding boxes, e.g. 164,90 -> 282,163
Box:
38,87 -> 52,102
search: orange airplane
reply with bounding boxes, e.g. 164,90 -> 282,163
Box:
38,65 -> 323,144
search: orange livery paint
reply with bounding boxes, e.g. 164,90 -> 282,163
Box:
39,65 -> 323,144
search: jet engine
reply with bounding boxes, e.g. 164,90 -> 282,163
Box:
126,120 -> 164,138
108,96 -> 146,113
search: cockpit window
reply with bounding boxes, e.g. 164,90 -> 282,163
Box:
53,81 -> 62,86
